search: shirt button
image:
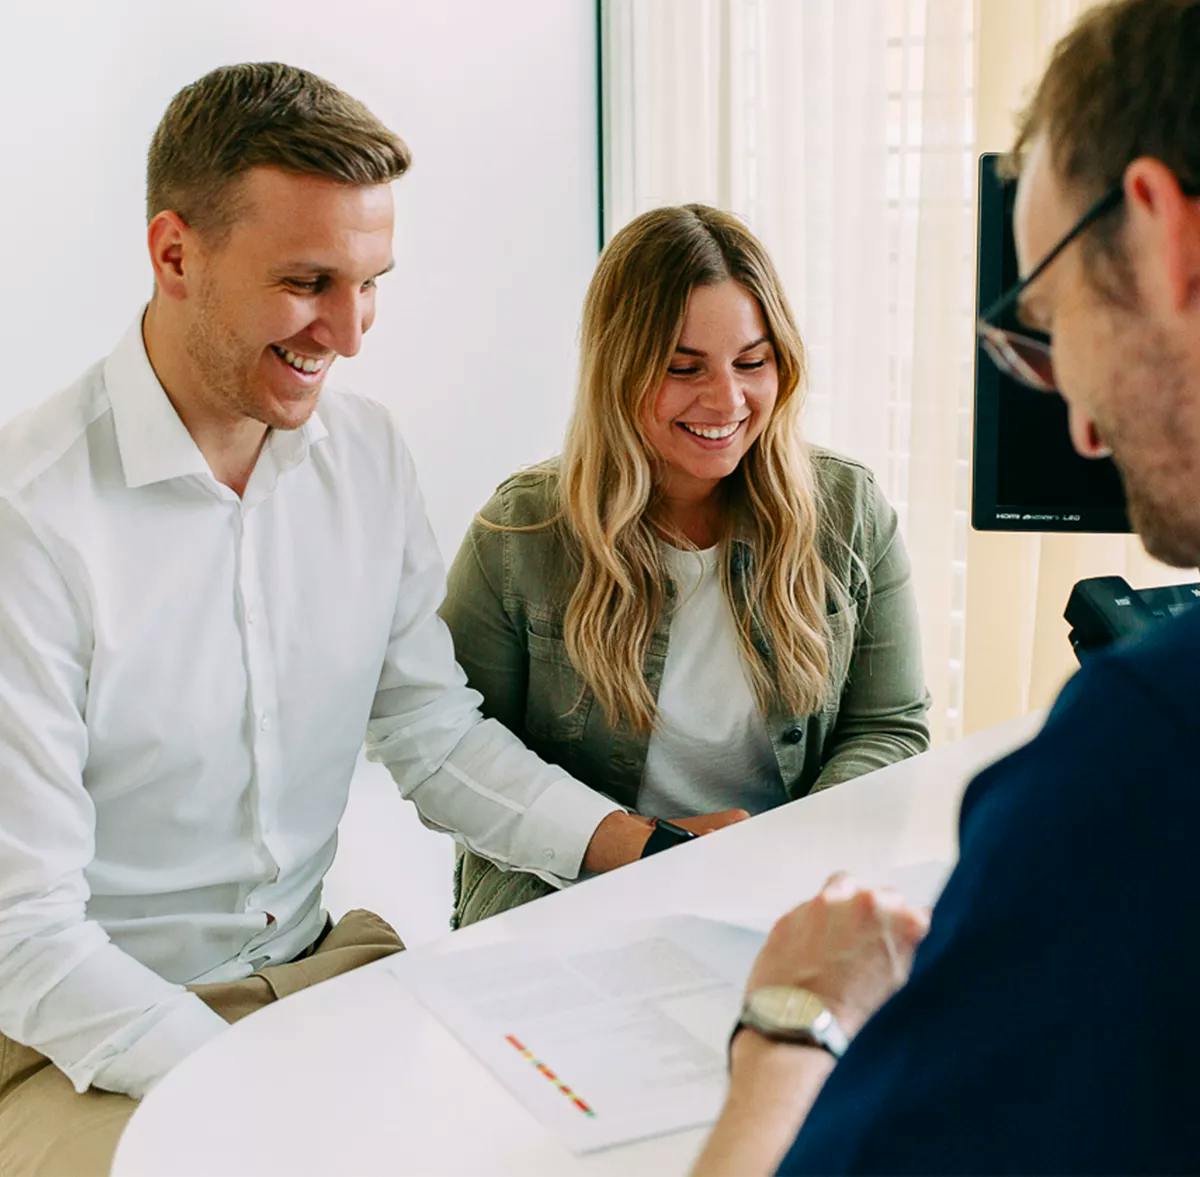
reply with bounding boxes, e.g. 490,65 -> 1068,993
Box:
259,714 -> 271,732
542,849 -> 555,863
246,607 -> 257,626
783,726 -> 804,745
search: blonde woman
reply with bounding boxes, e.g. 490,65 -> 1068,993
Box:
441,204 -> 930,927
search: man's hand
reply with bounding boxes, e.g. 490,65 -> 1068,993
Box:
692,874 -> 929,1177
581,808 -> 750,873
745,871 -> 930,1038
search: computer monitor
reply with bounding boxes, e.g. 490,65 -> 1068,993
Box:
971,152 -> 1131,533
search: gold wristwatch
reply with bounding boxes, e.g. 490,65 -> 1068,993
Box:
734,985 -> 849,1058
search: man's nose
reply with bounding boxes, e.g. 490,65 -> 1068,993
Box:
312,288 -> 370,358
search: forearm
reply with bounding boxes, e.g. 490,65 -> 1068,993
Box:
692,1033 -> 834,1177
811,713 -> 930,792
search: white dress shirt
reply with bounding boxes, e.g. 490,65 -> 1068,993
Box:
638,544 -> 785,819
0,317 -> 619,1099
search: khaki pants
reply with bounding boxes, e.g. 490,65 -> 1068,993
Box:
0,909 -> 403,1177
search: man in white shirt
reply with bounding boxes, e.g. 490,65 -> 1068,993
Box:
0,61 -> 691,1176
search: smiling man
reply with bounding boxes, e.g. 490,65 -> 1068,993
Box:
146,167 -> 396,490
0,63 -> 660,1177
693,1 -> 1200,1174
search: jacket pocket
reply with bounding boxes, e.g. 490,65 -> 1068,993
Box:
524,623 -> 592,742
823,604 -> 857,711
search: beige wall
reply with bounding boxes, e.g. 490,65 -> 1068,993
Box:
963,0 -> 1196,733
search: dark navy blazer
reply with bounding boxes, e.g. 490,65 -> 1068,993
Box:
780,607 -> 1200,1175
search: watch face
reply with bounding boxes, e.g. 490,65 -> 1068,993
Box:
748,985 -> 827,1031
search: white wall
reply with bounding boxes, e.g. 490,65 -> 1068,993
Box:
1,1 -> 599,944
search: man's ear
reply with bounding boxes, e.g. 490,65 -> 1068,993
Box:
1123,156 -> 1200,316
147,210 -> 195,301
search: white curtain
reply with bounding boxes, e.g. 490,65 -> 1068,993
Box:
602,0 -> 976,744
602,0 -> 1195,743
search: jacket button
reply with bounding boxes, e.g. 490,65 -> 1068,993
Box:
782,726 -> 804,745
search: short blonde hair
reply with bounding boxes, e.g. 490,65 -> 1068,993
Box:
146,62 -> 411,240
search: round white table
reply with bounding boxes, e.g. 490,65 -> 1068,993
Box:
112,712 -> 1041,1177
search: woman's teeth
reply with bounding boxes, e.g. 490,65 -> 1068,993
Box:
679,421 -> 740,440
271,345 -> 326,374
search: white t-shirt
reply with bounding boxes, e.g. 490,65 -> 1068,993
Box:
637,543 -> 786,819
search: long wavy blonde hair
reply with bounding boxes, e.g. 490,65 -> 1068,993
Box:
554,204 -> 841,734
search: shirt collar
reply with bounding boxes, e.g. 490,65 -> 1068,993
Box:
104,312 -> 329,490
244,406 -> 330,508
270,400 -> 329,468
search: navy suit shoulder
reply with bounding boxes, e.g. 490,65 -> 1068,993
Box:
779,608 -> 1200,1175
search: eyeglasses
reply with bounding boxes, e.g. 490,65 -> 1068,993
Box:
976,182 -> 1124,394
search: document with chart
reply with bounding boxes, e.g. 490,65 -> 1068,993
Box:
390,916 -> 765,1153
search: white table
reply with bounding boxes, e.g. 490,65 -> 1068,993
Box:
112,712 -> 1041,1177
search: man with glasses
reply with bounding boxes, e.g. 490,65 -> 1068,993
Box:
693,1 -> 1200,1173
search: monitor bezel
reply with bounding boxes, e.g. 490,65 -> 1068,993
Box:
971,152 -> 1132,535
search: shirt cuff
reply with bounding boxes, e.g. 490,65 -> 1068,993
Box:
507,778 -> 623,885
79,993 -> 229,1099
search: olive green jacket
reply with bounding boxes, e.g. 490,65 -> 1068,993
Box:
439,449 -> 930,926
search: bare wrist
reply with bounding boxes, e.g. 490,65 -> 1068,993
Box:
693,1031 -> 834,1177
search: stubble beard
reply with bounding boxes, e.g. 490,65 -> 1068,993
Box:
183,286 -> 279,430
1104,331 -> 1200,570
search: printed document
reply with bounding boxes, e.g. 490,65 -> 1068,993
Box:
391,916 -> 764,1153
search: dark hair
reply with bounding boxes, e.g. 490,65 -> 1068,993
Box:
1006,0 -> 1200,281
146,62 -> 411,240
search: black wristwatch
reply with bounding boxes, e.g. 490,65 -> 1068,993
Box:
640,817 -> 698,858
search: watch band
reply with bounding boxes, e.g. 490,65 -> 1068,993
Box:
731,987 -> 849,1062
731,1014 -> 846,1059
640,817 -> 698,858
